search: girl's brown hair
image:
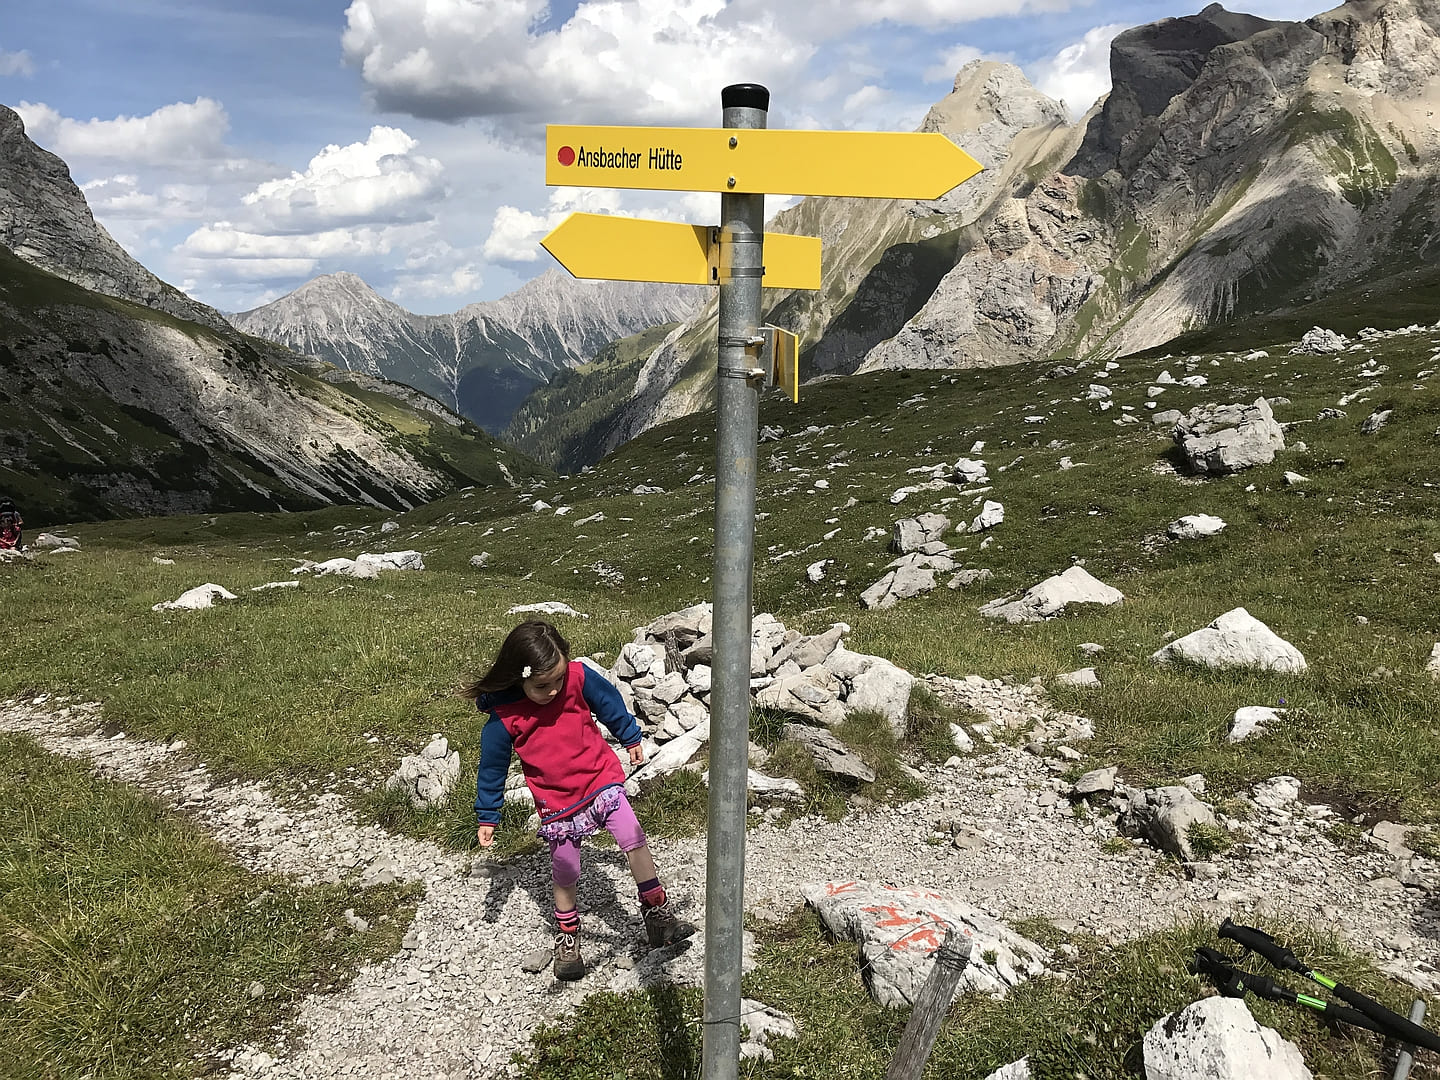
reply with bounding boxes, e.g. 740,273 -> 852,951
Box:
462,620 -> 571,700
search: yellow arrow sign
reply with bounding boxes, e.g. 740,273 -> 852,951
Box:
546,125 -> 983,200
540,213 -> 821,290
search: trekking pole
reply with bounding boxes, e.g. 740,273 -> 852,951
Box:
1194,947 -> 1389,1036
1219,920 -> 1440,1054
1394,1000 -> 1427,1080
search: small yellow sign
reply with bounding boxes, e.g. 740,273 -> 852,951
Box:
546,125 -> 983,200
761,325 -> 800,402
540,213 -> 821,290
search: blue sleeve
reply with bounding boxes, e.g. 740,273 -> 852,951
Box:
474,714 -> 513,825
581,665 -> 643,747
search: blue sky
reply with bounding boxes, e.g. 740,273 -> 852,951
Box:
1,0 -> 1323,314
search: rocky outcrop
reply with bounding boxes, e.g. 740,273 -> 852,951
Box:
0,105 -> 232,333
979,566 -> 1124,623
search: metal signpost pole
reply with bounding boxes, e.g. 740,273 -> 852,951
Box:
702,80 -> 768,1080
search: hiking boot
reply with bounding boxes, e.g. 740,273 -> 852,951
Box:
642,898 -> 695,948
553,931 -> 585,980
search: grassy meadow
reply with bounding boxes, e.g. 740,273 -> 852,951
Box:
3,307 -> 1440,1077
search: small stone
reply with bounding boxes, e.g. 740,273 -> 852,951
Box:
248,981 -> 265,999
520,948 -> 550,974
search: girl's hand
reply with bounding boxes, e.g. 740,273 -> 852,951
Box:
476,824 -> 495,847
628,744 -> 646,766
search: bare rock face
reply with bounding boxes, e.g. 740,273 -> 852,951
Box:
0,105 -> 232,333
1070,5 -> 1307,178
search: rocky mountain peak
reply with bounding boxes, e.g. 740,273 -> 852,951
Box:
0,103 -> 232,333
1070,5 -> 1306,177
929,61 -> 1070,136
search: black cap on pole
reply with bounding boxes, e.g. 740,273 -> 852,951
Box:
721,83 -> 769,112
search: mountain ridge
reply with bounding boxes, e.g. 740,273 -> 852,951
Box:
231,267 -> 706,434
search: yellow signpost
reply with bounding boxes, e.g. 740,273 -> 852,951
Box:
546,125 -> 983,199
540,213 -> 821,289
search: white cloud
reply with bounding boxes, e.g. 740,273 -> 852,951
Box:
342,0 -> 815,130
180,221 -> 413,261
239,126 -> 445,232
1030,23 -> 1127,120
0,48 -> 35,77
12,97 -> 255,169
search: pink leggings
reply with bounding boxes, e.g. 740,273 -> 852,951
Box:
546,789 -> 648,889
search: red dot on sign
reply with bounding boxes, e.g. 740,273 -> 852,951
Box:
557,146 -> 575,167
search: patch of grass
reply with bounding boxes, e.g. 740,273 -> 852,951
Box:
1101,835 -> 1135,855
1407,827 -> 1440,860
0,733 -> 417,1080
634,769 -> 710,840
1328,821 -> 1369,854
905,683 -> 976,764
1186,820 -> 1233,860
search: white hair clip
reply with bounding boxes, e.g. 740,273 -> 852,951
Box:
521,665 -> 532,679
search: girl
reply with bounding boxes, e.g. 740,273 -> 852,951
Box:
467,620 -> 692,980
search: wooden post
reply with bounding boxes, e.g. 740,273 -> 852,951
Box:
885,927 -> 972,1080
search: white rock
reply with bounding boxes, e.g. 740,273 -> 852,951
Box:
1252,775 -> 1302,809
1143,996 -> 1312,1080
506,601 -> 588,619
1427,643 -> 1440,681
803,881 -> 1049,1008
979,566 -> 1124,623
1167,514 -> 1227,540
250,580 -> 300,592
152,584 -> 239,612
1152,608 -> 1307,673
1283,471 -> 1307,486
846,659 -> 915,738
1086,384 -> 1112,400
806,560 -> 829,583
982,1062 -> 1032,1080
356,550 -> 424,572
954,457 -> 989,483
380,521 -> 400,533
970,501 -> 1004,532
1057,667 -> 1100,688
1228,706 -> 1286,743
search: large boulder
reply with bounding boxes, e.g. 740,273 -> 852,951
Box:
802,881 -> 1050,1008
1173,398 -> 1285,475
1143,997 -> 1313,1080
891,513 -> 950,554
1119,785 -> 1219,861
979,566 -> 1124,623
1152,608 -> 1307,673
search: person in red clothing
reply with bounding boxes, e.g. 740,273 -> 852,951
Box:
0,500 -> 22,550
466,620 -> 693,980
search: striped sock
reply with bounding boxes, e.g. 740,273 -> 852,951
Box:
555,907 -> 580,934
637,878 -> 667,908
